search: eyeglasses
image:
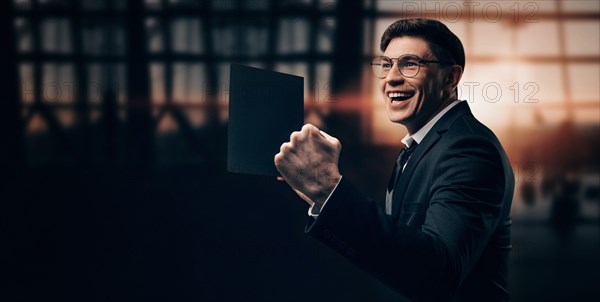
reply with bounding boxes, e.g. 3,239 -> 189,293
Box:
370,55 -> 454,78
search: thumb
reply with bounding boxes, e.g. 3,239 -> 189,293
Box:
319,130 -> 338,144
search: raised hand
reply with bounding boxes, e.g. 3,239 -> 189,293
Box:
274,124 -> 342,207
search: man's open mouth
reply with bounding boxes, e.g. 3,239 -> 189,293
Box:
388,91 -> 415,102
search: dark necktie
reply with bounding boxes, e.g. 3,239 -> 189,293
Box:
387,142 -> 419,193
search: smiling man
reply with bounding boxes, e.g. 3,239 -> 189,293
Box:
275,19 -> 514,302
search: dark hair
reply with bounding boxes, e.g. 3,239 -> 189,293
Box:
380,18 -> 465,71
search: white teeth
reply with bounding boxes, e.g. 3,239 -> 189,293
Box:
388,92 -> 413,98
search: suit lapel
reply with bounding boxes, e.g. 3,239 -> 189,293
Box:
391,101 -> 472,218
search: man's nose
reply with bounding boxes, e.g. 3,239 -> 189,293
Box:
385,63 -> 405,85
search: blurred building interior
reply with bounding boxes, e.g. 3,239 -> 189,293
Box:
2,0 -> 599,301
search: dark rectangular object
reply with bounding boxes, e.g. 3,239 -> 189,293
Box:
227,64 -> 304,176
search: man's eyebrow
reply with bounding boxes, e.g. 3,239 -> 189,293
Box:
382,53 -> 432,59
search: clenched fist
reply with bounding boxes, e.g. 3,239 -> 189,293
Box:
274,124 -> 342,207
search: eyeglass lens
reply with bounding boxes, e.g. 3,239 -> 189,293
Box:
371,56 -> 420,78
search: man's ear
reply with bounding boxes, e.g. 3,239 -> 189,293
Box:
445,65 -> 463,94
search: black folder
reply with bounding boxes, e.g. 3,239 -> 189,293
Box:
227,64 -> 304,176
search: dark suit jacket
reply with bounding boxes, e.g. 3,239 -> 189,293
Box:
306,102 -> 514,302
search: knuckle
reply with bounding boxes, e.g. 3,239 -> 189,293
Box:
302,123 -> 315,133
330,141 -> 341,152
280,142 -> 293,153
274,153 -> 282,165
290,131 -> 301,141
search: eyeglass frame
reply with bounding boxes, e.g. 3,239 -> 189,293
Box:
370,55 -> 455,78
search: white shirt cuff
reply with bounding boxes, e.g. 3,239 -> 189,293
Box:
307,176 -> 343,217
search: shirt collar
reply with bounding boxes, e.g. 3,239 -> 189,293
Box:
401,100 -> 463,147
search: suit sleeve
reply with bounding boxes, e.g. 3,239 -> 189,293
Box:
304,135 -> 506,301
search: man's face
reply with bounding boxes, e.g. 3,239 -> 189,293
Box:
379,36 -> 450,133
